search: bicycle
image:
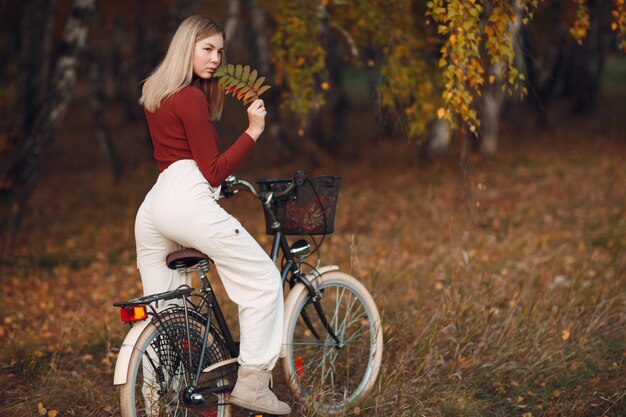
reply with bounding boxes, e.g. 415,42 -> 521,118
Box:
113,171 -> 383,416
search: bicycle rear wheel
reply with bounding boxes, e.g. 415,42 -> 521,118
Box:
282,271 -> 383,415
119,309 -> 234,417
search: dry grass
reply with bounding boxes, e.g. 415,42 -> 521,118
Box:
0,88 -> 625,417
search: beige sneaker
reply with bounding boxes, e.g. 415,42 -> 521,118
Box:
229,367 -> 291,415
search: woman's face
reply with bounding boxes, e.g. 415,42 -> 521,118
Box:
193,33 -> 224,79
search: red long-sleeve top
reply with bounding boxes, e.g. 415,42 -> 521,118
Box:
144,86 -> 255,187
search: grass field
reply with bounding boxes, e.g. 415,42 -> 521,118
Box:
0,80 -> 624,416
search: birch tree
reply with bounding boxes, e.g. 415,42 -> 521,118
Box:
1,0 -> 96,230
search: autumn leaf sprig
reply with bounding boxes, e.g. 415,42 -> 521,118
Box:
214,64 -> 271,105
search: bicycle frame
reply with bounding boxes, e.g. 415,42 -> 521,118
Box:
183,228 -> 343,397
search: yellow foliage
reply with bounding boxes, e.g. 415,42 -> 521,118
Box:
613,0 -> 626,51
569,0 -> 590,44
263,0 -> 618,140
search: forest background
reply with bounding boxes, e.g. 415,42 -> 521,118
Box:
0,0 -> 624,416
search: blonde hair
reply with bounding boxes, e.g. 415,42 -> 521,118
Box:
139,15 -> 225,120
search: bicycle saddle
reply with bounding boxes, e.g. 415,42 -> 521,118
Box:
166,248 -> 210,269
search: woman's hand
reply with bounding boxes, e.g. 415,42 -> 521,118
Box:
245,99 -> 267,142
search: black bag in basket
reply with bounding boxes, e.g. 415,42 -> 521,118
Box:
257,176 -> 341,235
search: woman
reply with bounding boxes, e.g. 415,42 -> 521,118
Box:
135,15 -> 290,415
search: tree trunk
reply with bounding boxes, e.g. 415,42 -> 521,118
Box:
244,0 -> 296,156
315,21 -> 349,154
223,0 -> 241,49
135,0 -> 168,144
0,2 -> 25,164
570,0 -> 612,114
111,14 -> 143,120
90,50 -> 123,181
1,0 -> 96,231
87,8 -> 122,180
481,65 -> 505,155
9,0 -> 57,147
480,0 -> 524,156
135,0 -> 166,84
523,7 -> 569,130
248,0 -> 271,75
461,134 -> 479,225
419,118 -> 451,160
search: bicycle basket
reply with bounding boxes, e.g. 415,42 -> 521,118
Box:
257,175 -> 341,235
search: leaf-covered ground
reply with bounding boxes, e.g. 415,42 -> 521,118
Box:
0,84 -> 624,417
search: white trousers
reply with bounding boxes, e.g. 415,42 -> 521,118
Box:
134,159 -> 283,371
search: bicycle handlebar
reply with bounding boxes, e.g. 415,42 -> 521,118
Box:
222,175 -> 260,198
222,171 -> 306,202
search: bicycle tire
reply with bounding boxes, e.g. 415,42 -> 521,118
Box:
119,309 -> 234,417
282,271 -> 383,415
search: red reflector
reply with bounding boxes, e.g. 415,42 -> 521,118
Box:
201,409 -> 218,417
295,355 -> 304,377
120,306 -> 147,323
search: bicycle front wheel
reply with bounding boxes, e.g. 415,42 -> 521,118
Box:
119,311 -> 233,417
282,271 -> 383,415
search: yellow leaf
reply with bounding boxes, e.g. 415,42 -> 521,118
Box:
489,75 -> 496,84
437,107 -> 446,119
450,34 -> 457,44
321,82 -> 330,91
48,411 -> 59,417
522,413 -> 532,417
38,403 -> 47,416
561,330 -> 571,341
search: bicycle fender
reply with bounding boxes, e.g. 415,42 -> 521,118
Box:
280,265 -> 339,358
113,318 -> 152,385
